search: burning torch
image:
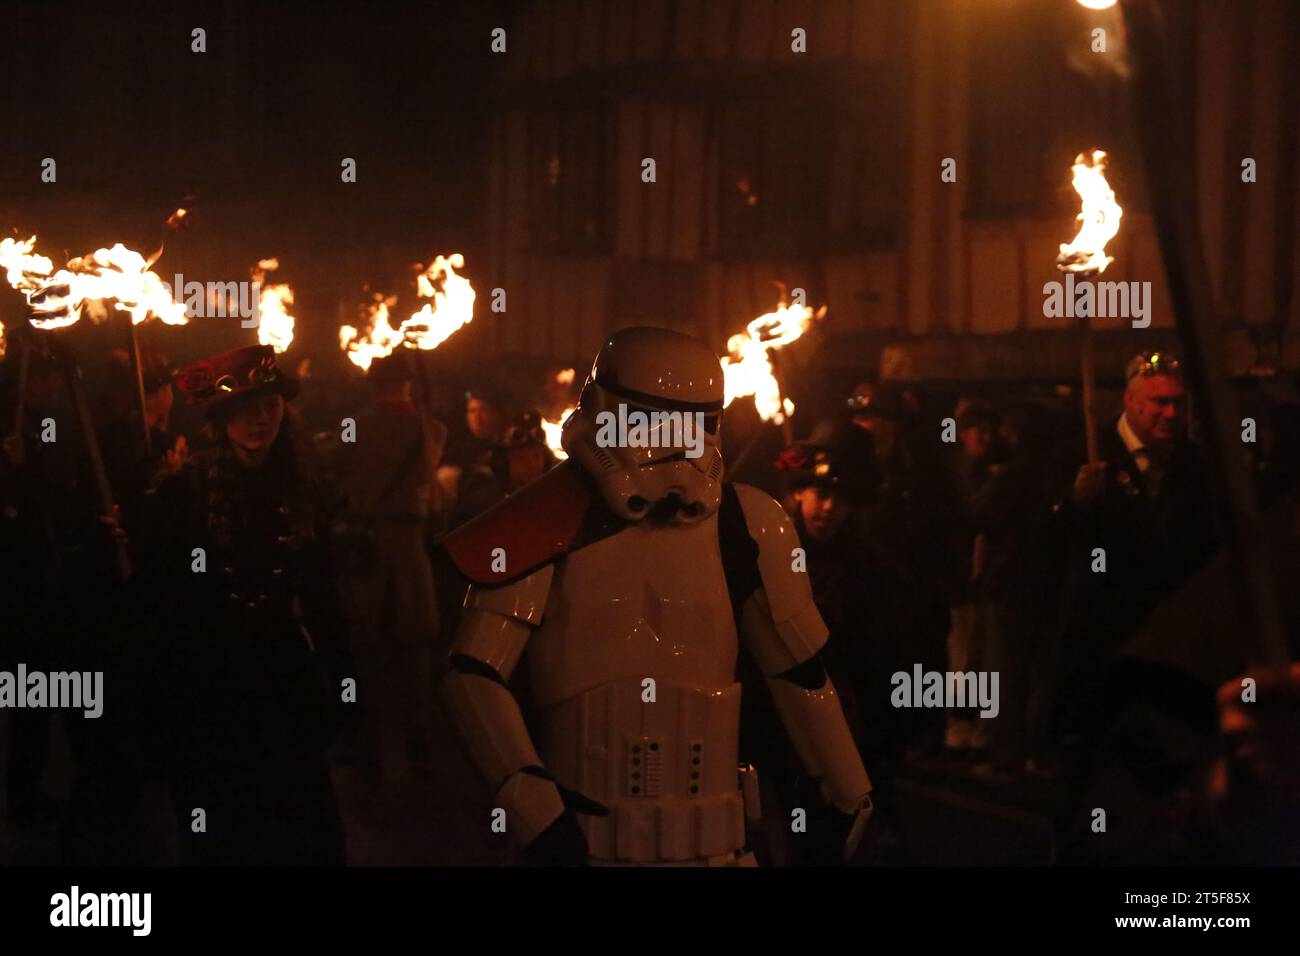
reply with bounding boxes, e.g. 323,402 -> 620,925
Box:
251,257 -> 295,355
1056,148 -> 1123,464
339,254 -> 477,373
721,296 -> 825,472
541,368 -> 577,461
1,225 -> 193,578
133,206 -> 190,455
339,254 -> 477,444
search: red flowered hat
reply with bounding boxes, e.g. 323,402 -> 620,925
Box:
774,419 -> 879,504
175,344 -> 298,414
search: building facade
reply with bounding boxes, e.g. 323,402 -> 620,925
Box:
470,0 -> 1299,385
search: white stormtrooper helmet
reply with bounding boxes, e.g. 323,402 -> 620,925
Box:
562,326 -> 725,524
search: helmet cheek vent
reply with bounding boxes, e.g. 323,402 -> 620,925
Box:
593,446 -> 618,471
708,455 -> 723,482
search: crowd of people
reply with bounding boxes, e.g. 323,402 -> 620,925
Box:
764,354 -> 1300,863
1,330 -> 1297,865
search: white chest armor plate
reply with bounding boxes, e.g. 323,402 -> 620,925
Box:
528,515 -> 746,862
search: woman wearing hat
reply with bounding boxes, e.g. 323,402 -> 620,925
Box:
137,345 -> 348,865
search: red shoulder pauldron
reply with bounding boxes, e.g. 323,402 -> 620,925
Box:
442,460 -> 618,587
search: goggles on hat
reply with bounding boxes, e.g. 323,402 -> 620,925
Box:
1125,351 -> 1181,382
214,359 -> 280,394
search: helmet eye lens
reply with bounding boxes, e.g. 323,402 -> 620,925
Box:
622,403 -> 719,436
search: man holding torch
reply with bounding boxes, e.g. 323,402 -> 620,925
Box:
333,348 -> 446,801
1050,352 -> 1218,748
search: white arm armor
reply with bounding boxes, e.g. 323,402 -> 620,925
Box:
440,566 -> 566,844
733,484 -> 873,812
733,484 -> 830,671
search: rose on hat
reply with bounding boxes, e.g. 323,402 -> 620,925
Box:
774,444 -> 815,472
775,420 -> 879,504
175,345 -> 298,413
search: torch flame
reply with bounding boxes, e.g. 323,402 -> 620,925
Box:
538,368 -> 578,459
340,253 -> 476,370
541,404 -> 576,460
1,235 -> 187,328
404,254 -> 477,351
252,258 -> 295,354
339,294 -> 403,372
0,236 -> 52,298
721,300 -> 824,424
1057,149 -> 1123,275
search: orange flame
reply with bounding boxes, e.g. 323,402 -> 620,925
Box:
1057,149 -> 1123,275
404,254 -> 477,351
539,368 -> 578,458
541,405 -> 576,460
253,258 -> 294,354
339,294 -> 403,372
721,301 -> 824,424
1,235 -> 187,328
340,253 -> 476,370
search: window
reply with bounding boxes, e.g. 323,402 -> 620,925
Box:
526,108 -> 611,254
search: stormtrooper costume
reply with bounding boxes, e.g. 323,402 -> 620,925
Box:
441,327 -> 872,865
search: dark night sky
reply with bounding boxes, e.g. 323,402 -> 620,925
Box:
1,0 -> 508,219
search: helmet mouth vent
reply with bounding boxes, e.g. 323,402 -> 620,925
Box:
645,493 -> 695,523
627,495 -> 649,514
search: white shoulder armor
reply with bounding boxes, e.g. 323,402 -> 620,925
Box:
732,483 -> 828,671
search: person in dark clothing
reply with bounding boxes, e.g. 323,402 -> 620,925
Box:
941,398 -> 1002,758
845,383 -> 955,754
454,411 -> 558,522
1,344 -> 75,835
1050,352 -> 1219,739
774,422 -> 879,742
1,337 -> 151,863
97,346 -> 187,530
1249,401 -> 1300,507
743,422 -> 903,862
1047,352 -> 1221,853
332,349 -> 444,798
136,345 -> 349,865
976,401 -> 1069,776
438,385 -> 510,528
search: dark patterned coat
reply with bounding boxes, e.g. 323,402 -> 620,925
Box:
136,446 -> 350,865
